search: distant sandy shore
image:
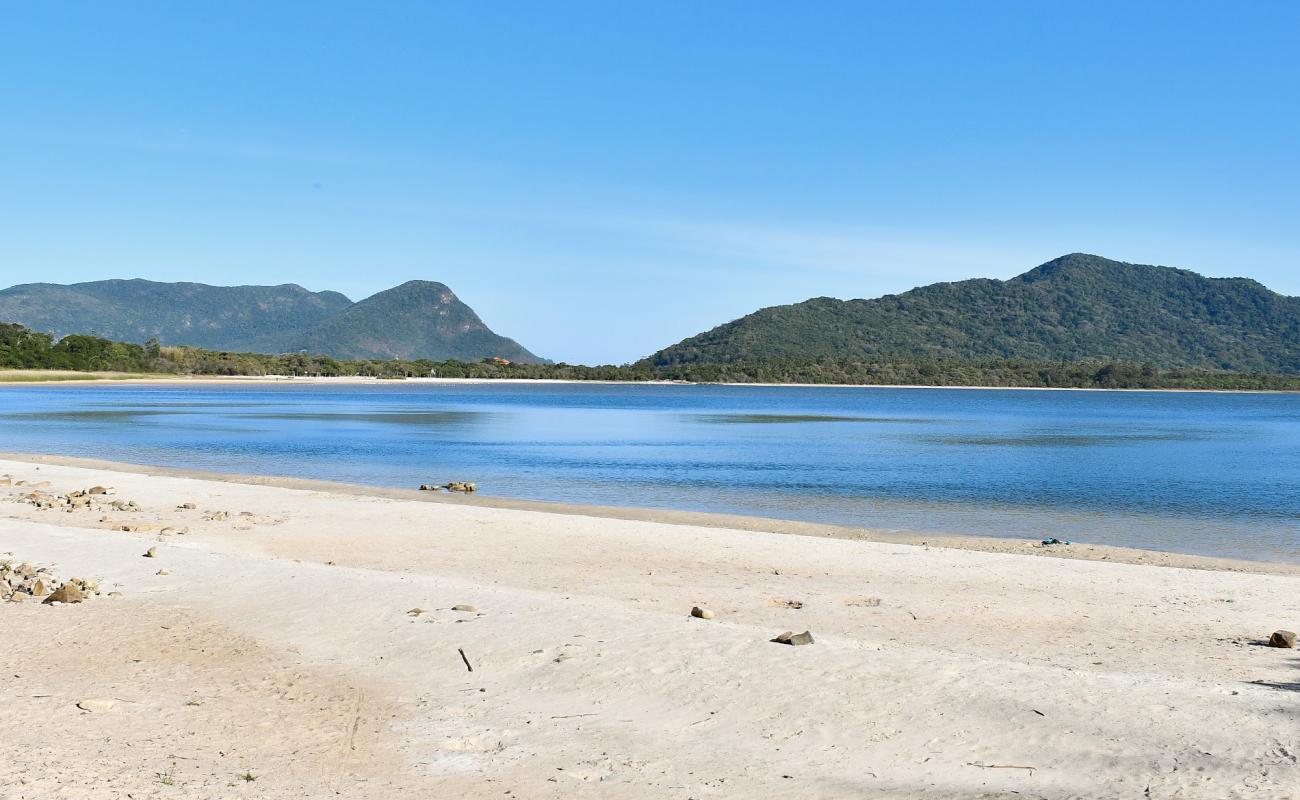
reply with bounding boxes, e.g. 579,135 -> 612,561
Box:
2,453 -> 1299,797
1,369 -> 1292,393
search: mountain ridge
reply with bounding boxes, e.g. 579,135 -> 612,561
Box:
0,277 -> 545,363
645,254 -> 1300,374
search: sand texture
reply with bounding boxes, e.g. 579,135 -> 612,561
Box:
1,456 -> 1298,799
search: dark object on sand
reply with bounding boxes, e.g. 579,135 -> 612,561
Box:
1268,630 -> 1297,648
772,630 -> 814,646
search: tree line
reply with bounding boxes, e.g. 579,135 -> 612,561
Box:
2,322 -> 1298,390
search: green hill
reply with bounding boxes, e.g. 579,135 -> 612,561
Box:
289,280 -> 541,363
0,278 -> 544,363
645,254 -> 1300,373
0,279 -> 353,352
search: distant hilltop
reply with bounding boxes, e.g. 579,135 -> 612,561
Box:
644,253 -> 1300,374
0,278 -> 545,364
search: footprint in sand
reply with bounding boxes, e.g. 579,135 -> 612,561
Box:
843,596 -> 882,607
767,598 -> 804,609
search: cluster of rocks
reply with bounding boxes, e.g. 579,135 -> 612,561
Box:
1,559 -> 101,605
419,481 -> 478,493
13,485 -> 135,513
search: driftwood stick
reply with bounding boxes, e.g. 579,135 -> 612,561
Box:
968,762 -> 1036,773
458,647 -> 474,672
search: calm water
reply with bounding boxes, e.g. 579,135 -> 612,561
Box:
1,382 -> 1298,562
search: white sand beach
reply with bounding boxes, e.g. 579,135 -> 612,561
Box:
1,455 -> 1298,799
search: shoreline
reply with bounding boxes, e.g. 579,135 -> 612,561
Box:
4,450 -> 1295,575
2,453 -> 1299,796
1,369 -> 1295,393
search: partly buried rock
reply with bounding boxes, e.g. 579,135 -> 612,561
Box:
76,698 -> 116,713
1269,630 -> 1297,648
690,606 -> 715,620
88,486 -> 109,495
44,583 -> 86,604
178,501 -> 197,510
143,547 -> 158,558
772,630 -> 815,646
451,604 -> 477,613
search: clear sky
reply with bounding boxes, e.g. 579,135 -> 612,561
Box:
2,2 -> 1298,364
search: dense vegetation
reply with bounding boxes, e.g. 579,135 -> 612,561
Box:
3,322 -> 1298,390
647,254 -> 1300,374
0,279 -> 352,353
0,278 -> 543,363
290,280 -> 541,363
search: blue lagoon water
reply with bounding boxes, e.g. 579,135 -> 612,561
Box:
1,382 -> 1297,562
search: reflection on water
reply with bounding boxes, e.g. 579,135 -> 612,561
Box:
0,382 -> 1297,562
235,411 -> 490,426
926,432 -> 1203,447
694,413 -> 930,424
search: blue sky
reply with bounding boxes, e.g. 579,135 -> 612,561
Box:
2,2 -> 1298,364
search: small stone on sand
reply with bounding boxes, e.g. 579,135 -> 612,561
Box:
451,604 -> 477,613
143,547 -> 158,558
76,698 -> 116,713
1269,630 -> 1297,648
691,606 -> 714,619
772,630 -> 815,646
43,584 -> 86,604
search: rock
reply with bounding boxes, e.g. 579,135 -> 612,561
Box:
156,569 -> 170,576
178,502 -> 197,510
107,591 -> 123,597
690,606 -> 714,620
88,486 -> 108,495
143,547 -> 158,558
44,583 -> 86,604
1269,630 -> 1297,648
772,630 -> 815,646
407,608 -> 427,617
30,579 -> 47,596
451,604 -> 477,613
418,484 -> 437,491
76,698 -> 116,713
7,592 -> 26,603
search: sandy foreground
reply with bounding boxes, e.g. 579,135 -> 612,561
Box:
1,457 -> 1298,799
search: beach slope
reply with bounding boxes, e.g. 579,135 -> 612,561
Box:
1,457 -> 1297,798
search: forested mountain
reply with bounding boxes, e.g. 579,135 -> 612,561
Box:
287,280 -> 540,362
646,254 -> 1300,373
0,278 -> 544,363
